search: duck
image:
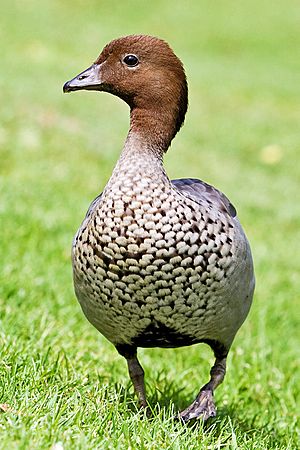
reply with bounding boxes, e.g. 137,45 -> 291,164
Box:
63,34 -> 255,421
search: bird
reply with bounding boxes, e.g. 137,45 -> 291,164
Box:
63,34 -> 255,421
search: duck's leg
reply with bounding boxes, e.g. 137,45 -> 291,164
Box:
116,344 -> 147,408
179,344 -> 228,422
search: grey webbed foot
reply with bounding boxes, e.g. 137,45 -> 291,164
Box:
179,389 -> 216,422
178,352 -> 227,422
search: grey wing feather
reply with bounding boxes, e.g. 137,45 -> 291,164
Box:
85,193 -> 103,219
172,178 -> 236,218
72,193 -> 102,247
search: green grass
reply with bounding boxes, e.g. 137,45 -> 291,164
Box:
1,0 -> 299,448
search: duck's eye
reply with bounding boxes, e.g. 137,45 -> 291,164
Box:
123,54 -> 139,67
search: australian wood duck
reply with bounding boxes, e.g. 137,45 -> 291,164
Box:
63,35 -> 255,421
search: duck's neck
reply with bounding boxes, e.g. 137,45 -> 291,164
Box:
129,106 -> 177,153
104,133 -> 169,196
104,105 -> 180,194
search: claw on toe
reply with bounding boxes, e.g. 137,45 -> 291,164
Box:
139,404 -> 152,419
179,390 -> 216,422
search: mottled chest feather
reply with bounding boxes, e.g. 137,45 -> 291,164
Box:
71,175 -> 243,347
74,182 -> 235,282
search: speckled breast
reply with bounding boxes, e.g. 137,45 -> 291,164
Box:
72,180 -> 246,348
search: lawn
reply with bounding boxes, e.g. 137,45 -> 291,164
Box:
0,0 -> 299,448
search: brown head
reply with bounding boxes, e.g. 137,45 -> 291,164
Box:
63,35 -> 188,151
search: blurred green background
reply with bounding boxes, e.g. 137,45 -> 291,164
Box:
0,1 -> 299,449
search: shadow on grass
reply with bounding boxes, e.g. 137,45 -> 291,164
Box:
113,379 -> 294,448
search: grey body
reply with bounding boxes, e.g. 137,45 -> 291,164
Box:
72,138 -> 254,352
